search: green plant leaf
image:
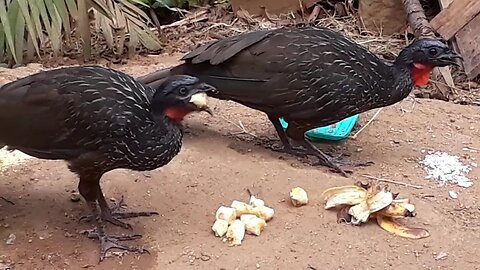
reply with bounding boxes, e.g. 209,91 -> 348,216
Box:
28,1 -> 46,46
35,0 -> 59,54
44,0 -> 63,55
0,0 -> 18,63
128,0 -> 150,8
65,0 -> 78,19
14,8 -> 25,64
18,0 -> 41,57
52,0 -> 72,38
89,0 -> 114,20
0,24 -> 5,63
78,0 -> 91,60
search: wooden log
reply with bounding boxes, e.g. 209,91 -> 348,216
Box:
402,0 -> 435,37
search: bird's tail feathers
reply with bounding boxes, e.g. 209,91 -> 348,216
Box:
138,67 -> 172,89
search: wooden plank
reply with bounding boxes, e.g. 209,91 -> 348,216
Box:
455,14 -> 480,78
430,0 -> 480,40
437,0 -> 453,9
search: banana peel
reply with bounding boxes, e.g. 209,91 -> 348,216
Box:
376,216 -> 430,239
322,185 -> 368,209
375,201 -> 416,218
323,182 -> 430,239
348,201 -> 370,224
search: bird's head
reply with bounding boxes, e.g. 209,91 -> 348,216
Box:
151,75 -> 217,123
396,38 -> 463,86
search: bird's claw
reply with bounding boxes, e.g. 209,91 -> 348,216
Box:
80,229 -> 148,262
267,142 -> 308,156
309,154 -> 374,176
308,155 -> 350,177
79,196 -> 159,230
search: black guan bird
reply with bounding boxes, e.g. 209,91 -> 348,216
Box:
138,26 -> 462,177
0,66 -> 216,261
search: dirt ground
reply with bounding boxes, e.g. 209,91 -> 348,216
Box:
1,55 -> 480,270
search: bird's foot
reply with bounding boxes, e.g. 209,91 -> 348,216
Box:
81,229 -> 148,262
80,196 -> 159,230
267,142 -> 308,156
309,152 -> 374,176
308,152 -> 350,177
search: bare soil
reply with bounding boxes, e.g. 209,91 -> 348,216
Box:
1,55 -> 480,270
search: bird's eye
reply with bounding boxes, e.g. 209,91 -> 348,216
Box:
179,87 -> 188,95
428,48 -> 438,56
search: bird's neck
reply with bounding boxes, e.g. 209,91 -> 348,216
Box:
142,113 -> 183,167
378,52 -> 427,107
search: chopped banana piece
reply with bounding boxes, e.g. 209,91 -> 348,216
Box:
231,200 -> 254,217
290,187 -> 308,207
212,219 -> 229,237
256,206 -> 275,221
240,214 -> 267,236
249,195 -> 265,207
215,206 -> 237,224
231,200 -> 275,221
226,219 -> 245,246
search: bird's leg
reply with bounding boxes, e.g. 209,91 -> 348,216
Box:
78,175 -> 148,261
96,192 -> 159,229
266,115 -> 308,155
80,187 -> 159,230
281,124 -> 351,177
301,139 -> 349,177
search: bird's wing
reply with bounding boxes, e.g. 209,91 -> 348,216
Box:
0,66 -> 153,159
175,27 -> 388,120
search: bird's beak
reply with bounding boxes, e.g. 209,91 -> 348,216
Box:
189,92 -> 213,116
438,50 -> 463,67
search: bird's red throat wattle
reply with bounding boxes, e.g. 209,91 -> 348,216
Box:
164,106 -> 195,123
412,63 -> 434,86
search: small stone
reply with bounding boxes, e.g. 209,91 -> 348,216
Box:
435,251 -> 448,261
70,193 -> 81,202
6,233 -> 16,245
448,190 -> 458,199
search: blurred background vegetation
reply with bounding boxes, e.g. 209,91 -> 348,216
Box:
0,0 -> 212,67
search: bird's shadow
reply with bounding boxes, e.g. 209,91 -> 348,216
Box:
0,184 -> 154,237
182,118 -> 351,164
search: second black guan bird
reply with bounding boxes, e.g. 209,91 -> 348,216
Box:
0,66 -> 216,261
139,26 -> 462,177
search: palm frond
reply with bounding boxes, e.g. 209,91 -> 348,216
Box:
0,0 -> 162,66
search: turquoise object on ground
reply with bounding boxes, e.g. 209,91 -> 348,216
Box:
279,114 -> 360,141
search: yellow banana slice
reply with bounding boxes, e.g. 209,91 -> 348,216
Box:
290,187 -> 309,207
